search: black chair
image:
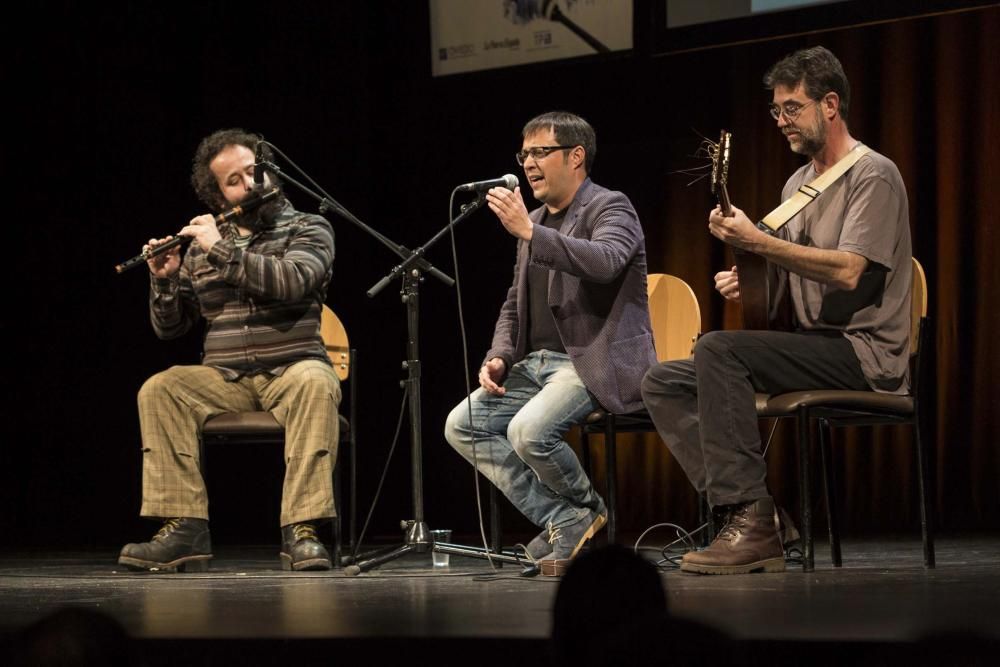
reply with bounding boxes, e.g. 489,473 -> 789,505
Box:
757,258 -> 933,572
200,305 -> 357,566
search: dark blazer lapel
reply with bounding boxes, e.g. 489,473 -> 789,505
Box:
558,177 -> 594,238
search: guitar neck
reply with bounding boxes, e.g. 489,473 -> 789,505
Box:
718,184 -> 733,217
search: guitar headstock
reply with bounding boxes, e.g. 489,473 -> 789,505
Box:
710,130 -> 732,215
710,130 -> 731,195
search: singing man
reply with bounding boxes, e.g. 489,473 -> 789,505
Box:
444,111 -> 656,575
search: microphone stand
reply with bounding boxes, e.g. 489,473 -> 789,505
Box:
265,156 -> 535,574
345,195 -> 539,576
544,0 -> 610,53
257,159 -> 452,564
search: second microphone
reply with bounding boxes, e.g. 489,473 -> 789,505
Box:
456,174 -> 519,193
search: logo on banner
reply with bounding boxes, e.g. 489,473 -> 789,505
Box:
439,43 -> 475,60
484,37 -> 520,51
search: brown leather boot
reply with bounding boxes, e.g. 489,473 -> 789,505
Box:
280,522 -> 332,571
118,518 -> 212,572
681,497 -> 785,575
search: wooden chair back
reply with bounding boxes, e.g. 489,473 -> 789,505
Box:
321,305 -> 351,381
646,273 -> 702,363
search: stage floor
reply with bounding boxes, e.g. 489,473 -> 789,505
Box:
2,536 -> 998,664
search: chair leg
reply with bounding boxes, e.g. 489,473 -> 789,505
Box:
915,410 -> 936,568
332,458 -> 342,568
796,406 -> 814,572
580,429 -> 592,477
349,349 -> 358,555
603,415 -> 618,545
818,419 -> 842,567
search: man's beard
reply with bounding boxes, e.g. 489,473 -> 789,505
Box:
225,186 -> 284,233
788,115 -> 827,157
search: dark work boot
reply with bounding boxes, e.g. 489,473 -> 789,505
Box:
711,504 -> 733,538
681,497 -> 785,575
280,522 -> 332,571
118,518 -> 212,572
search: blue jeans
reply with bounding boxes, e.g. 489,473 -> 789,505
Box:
444,351 -> 606,529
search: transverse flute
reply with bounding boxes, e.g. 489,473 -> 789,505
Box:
114,188 -> 281,274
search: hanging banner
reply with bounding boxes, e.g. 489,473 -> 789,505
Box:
430,0 -> 633,77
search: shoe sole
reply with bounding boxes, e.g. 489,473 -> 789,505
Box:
540,559 -> 571,576
680,556 -> 786,575
539,513 -> 608,577
117,554 -> 212,573
280,553 -> 332,571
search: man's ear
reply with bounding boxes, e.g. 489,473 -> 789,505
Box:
823,92 -> 840,119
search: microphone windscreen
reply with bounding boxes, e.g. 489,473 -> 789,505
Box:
503,174 -> 519,190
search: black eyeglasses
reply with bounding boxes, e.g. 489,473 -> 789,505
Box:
767,98 -> 817,121
515,145 -> 576,166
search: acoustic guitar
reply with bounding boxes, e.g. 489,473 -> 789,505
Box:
711,130 -> 789,330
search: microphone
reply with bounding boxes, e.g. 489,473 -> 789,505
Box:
253,140 -> 266,188
456,174 -> 519,193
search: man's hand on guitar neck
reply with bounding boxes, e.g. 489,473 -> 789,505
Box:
714,266 -> 741,301
708,205 -> 766,252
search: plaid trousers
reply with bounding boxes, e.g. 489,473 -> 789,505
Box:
137,360 -> 341,526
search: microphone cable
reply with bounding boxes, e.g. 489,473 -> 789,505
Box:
447,188 -> 499,572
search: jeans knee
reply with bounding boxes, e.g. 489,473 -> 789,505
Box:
506,417 -> 547,458
443,403 -> 470,450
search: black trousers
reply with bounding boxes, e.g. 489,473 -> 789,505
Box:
641,329 -> 869,508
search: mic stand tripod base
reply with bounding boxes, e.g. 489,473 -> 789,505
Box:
342,524 -> 542,577
343,519 -> 430,577
432,542 -> 542,577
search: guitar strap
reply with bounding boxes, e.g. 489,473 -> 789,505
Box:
757,143 -> 871,233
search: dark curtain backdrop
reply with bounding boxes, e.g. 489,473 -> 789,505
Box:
3,2 -> 996,549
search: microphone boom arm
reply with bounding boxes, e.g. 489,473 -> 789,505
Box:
258,161 -> 455,292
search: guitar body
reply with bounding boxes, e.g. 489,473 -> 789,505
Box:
712,130 -> 791,331
733,249 -> 772,330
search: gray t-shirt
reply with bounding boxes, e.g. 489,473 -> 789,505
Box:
777,148 -> 912,394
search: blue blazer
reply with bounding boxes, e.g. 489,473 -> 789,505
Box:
485,178 -> 656,414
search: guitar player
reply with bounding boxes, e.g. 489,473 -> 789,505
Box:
641,46 -> 912,575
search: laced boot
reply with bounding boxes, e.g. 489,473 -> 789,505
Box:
681,497 -> 785,575
118,518 -> 212,572
540,510 -> 608,577
280,522 -> 332,571
523,528 -> 554,562
710,504 -> 733,540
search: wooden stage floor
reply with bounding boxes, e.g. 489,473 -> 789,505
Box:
2,536 -> 998,665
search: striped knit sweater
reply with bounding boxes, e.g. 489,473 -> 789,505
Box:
149,200 -> 335,380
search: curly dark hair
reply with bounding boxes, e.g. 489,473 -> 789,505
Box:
522,111 -> 596,174
190,128 -> 274,211
763,46 -> 851,121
